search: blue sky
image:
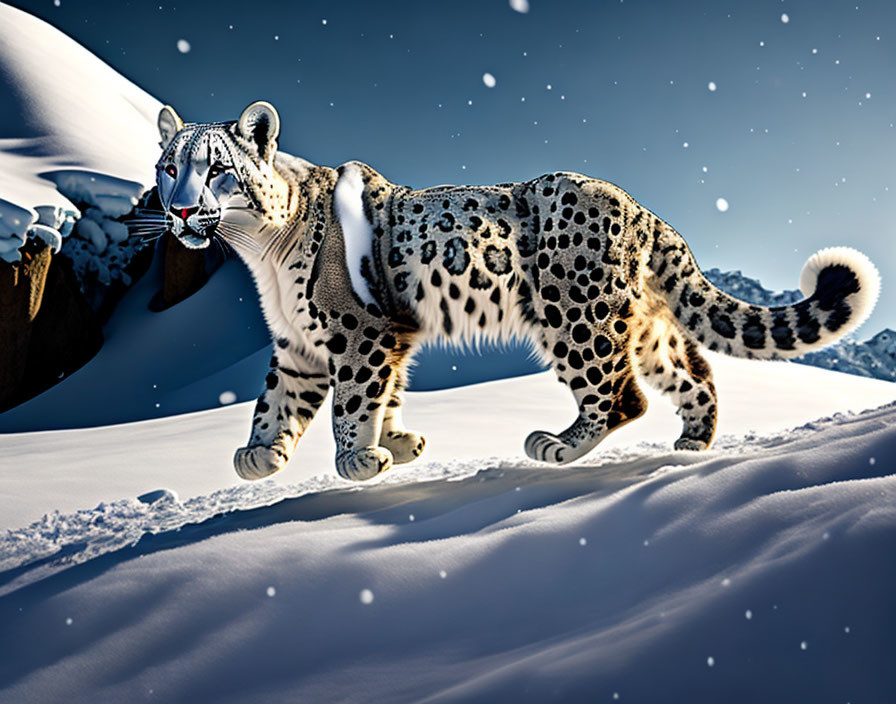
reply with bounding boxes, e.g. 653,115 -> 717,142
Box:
8,0 -> 895,383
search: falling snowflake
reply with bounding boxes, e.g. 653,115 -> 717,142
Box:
483,72 -> 497,88
439,570 -> 447,579
266,586 -> 276,597
509,0 -> 530,13
708,81 -> 717,92
716,197 -> 729,212
800,640 -> 808,650
360,589 -> 374,604
219,391 -> 237,405
579,537 -> 587,546
177,39 -> 191,54
707,656 -> 715,667
781,13 -> 790,24
745,609 -> 753,620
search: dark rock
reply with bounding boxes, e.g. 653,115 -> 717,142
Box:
150,232 -> 222,311
0,240 -> 103,412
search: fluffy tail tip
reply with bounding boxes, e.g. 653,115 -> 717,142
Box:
799,246 -> 881,335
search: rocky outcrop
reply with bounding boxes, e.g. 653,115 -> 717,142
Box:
157,232 -> 215,310
0,240 -> 102,412
0,240 -> 52,410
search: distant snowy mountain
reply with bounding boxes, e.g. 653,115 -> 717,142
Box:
704,268 -> 896,382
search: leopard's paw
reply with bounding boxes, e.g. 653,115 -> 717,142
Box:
524,430 -> 575,465
234,444 -> 289,480
380,430 -> 426,464
673,437 -> 710,451
336,446 -> 393,481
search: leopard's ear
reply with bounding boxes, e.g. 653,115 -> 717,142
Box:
237,101 -> 280,163
158,105 -> 184,149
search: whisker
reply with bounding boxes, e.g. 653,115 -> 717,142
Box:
127,229 -> 166,238
216,224 -> 261,254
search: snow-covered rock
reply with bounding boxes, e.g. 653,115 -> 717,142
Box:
0,198 -> 34,261
27,223 -> 62,253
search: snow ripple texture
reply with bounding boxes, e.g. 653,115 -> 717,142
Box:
2,404 -> 892,598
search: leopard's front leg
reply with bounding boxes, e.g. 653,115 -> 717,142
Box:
234,351 -> 329,480
328,325 -> 419,480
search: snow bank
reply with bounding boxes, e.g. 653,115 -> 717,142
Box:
0,402 -> 893,702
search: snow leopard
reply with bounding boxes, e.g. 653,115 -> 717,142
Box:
147,101 -> 881,481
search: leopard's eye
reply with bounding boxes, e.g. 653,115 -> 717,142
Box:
207,163 -> 227,180
164,164 -> 178,179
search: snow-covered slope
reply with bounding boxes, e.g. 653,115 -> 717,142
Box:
1,379 -> 894,702
0,3 -> 160,262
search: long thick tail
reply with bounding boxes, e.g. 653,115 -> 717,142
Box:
649,224 -> 881,360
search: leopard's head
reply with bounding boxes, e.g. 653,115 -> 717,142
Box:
155,101 -> 288,250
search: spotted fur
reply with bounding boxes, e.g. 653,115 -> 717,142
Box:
153,102 -> 881,480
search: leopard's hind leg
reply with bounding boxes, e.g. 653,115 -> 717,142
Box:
633,316 -> 718,450
525,326 -> 647,464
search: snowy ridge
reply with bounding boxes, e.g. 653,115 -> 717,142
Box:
703,267 -> 804,307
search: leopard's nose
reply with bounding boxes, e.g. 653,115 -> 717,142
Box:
170,205 -> 199,221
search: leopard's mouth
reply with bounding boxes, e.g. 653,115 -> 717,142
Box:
177,231 -> 212,249
167,211 -> 219,249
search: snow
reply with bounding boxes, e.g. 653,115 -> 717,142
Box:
219,391 -> 238,405
482,72 -> 496,88
1,391 -> 895,701
716,197 -> 729,212
509,0 -> 530,14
